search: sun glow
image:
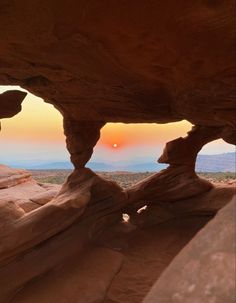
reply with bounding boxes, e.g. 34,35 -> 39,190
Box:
0,85 -> 234,167
99,122 -> 193,150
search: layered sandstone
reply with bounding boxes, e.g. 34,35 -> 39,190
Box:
0,165 -> 60,213
0,165 -> 235,303
0,1 -> 235,138
0,1 -> 235,302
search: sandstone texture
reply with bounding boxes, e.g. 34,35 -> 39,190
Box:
10,246 -> 124,303
0,1 -> 235,302
0,165 -> 235,303
0,1 -> 235,139
144,197 -> 236,303
0,165 -> 31,189
0,164 -> 60,212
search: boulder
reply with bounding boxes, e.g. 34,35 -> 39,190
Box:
0,90 -> 27,118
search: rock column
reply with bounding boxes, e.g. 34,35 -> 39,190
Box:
63,117 -> 105,168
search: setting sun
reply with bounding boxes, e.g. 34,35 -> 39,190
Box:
113,143 -> 118,148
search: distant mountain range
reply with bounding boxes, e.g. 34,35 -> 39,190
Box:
196,152 -> 236,172
8,152 -> 235,172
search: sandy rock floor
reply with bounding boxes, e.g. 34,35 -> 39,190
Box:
103,216 -> 211,303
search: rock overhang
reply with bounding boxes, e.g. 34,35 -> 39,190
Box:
0,2 -> 236,302
0,0 -> 235,129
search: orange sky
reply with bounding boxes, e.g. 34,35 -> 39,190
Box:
0,86 -> 234,165
99,122 -> 191,149
0,86 -> 191,145
0,87 -> 64,143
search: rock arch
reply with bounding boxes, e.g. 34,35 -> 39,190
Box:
0,1 -> 235,302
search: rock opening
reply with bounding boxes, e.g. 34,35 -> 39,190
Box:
0,2 -> 235,302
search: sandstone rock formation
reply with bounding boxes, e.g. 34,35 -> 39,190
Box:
0,165 -> 31,189
143,197 -> 236,303
0,164 -> 60,212
0,166 -> 235,303
0,1 -> 235,302
0,91 -> 26,119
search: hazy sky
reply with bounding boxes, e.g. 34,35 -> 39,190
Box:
0,86 -> 235,166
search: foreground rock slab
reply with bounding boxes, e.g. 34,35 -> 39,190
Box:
10,246 -> 123,303
144,197 -> 236,303
104,215 -> 211,303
